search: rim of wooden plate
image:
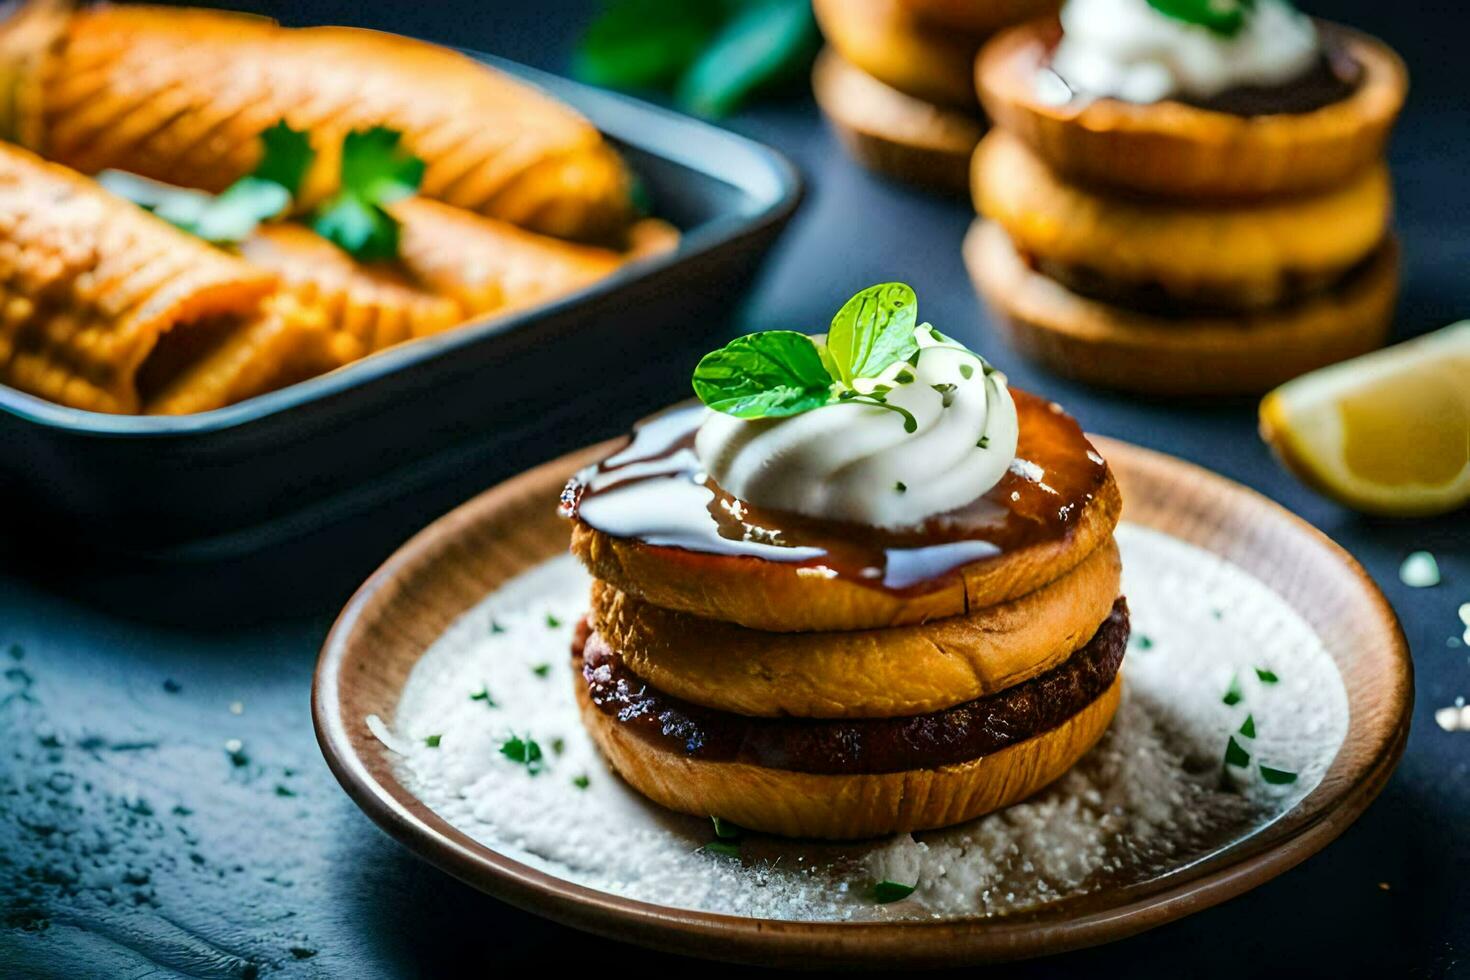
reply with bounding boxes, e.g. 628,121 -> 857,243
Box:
313,434 -> 1411,968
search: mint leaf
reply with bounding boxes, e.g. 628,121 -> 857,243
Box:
826,283 -> 919,385
676,0 -> 819,119
1146,0 -> 1256,36
252,121 -> 314,196
873,880 -> 916,904
692,330 -> 834,418
573,0 -> 724,89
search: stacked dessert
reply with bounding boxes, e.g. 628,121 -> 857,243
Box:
966,0 -> 1408,395
562,283 -> 1126,839
811,0 -> 1057,193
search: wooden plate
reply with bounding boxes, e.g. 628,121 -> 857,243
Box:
313,436 -> 1411,967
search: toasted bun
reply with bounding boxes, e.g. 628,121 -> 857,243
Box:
592,537 -> 1121,718
577,673 -> 1123,839
977,19 -> 1407,200
965,219 -> 1398,396
813,47 -> 982,195
812,0 -> 981,108
572,464 -> 1121,632
973,130 -> 1392,311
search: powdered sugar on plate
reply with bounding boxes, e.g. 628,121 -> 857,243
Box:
387,523 -> 1347,922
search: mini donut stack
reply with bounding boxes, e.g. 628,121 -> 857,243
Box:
965,19 -> 1409,395
811,0 -> 1058,193
568,393 -> 1127,839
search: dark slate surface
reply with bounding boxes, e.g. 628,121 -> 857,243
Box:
2,2 -> 1467,976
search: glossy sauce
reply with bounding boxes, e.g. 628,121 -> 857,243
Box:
561,390 -> 1110,596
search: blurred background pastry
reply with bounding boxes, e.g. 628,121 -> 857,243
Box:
813,0 -> 1057,192
967,0 -> 1407,394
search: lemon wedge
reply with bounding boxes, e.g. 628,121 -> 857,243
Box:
1260,322 -> 1470,516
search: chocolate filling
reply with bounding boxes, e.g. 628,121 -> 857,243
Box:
575,598 -> 1128,775
1025,242 -> 1388,319
1042,24 -> 1362,118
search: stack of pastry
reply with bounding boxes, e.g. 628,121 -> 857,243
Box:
811,0 -> 1057,192
965,0 -> 1407,395
564,292 -> 1126,838
0,3 -> 672,414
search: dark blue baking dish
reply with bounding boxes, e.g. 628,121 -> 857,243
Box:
0,53 -> 801,558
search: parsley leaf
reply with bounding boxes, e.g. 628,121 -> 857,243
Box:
825,282 -> 919,386
692,330 -> 834,418
873,880 -> 917,904
499,734 -> 545,775
311,126 -> 424,261
700,840 -> 741,858
99,121 -> 312,245
1259,765 -> 1298,785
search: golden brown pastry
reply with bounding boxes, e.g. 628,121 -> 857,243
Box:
973,129 -> 1392,311
812,0 -> 983,109
577,666 -> 1122,839
977,19 -> 1407,200
0,141 -> 324,414
811,47 -> 983,195
590,537 -> 1120,718
965,219 -> 1398,396
11,4 -> 634,242
896,0 -> 1059,35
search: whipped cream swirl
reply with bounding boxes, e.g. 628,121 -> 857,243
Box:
695,326 -> 1019,528
1047,0 -> 1319,105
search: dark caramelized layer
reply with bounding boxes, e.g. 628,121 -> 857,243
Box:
1026,241 -> 1388,318
574,598 -> 1128,775
562,389 -> 1110,595
1042,25 -> 1362,118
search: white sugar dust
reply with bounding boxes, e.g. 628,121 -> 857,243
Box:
387,524 -> 1348,922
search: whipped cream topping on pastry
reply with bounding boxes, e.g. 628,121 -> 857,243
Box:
1048,0 -> 1319,105
694,325 -> 1020,528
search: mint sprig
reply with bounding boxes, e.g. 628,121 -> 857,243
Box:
100,121 -> 313,245
311,127 -> 425,262
1146,0 -> 1264,37
691,282 -> 934,429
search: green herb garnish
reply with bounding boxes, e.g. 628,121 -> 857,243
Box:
873,880 -> 917,904
1222,673 -> 1244,707
532,664 -> 551,678
1223,735 -> 1250,769
545,613 -> 563,629
1255,667 -> 1279,684
470,687 -> 497,707
100,121 -> 312,244
700,840 -> 742,858
499,734 -> 545,775
274,784 -> 297,798
1238,714 -> 1256,739
311,126 -> 424,261
1136,634 -> 1154,650
424,734 -> 442,748
894,481 -> 907,493
490,620 -> 506,634
694,283 -> 972,432
574,0 -> 818,119
1146,0 -> 1261,37
551,737 -> 566,756
1259,765 -> 1298,785
711,815 -> 743,840
572,773 -> 591,789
